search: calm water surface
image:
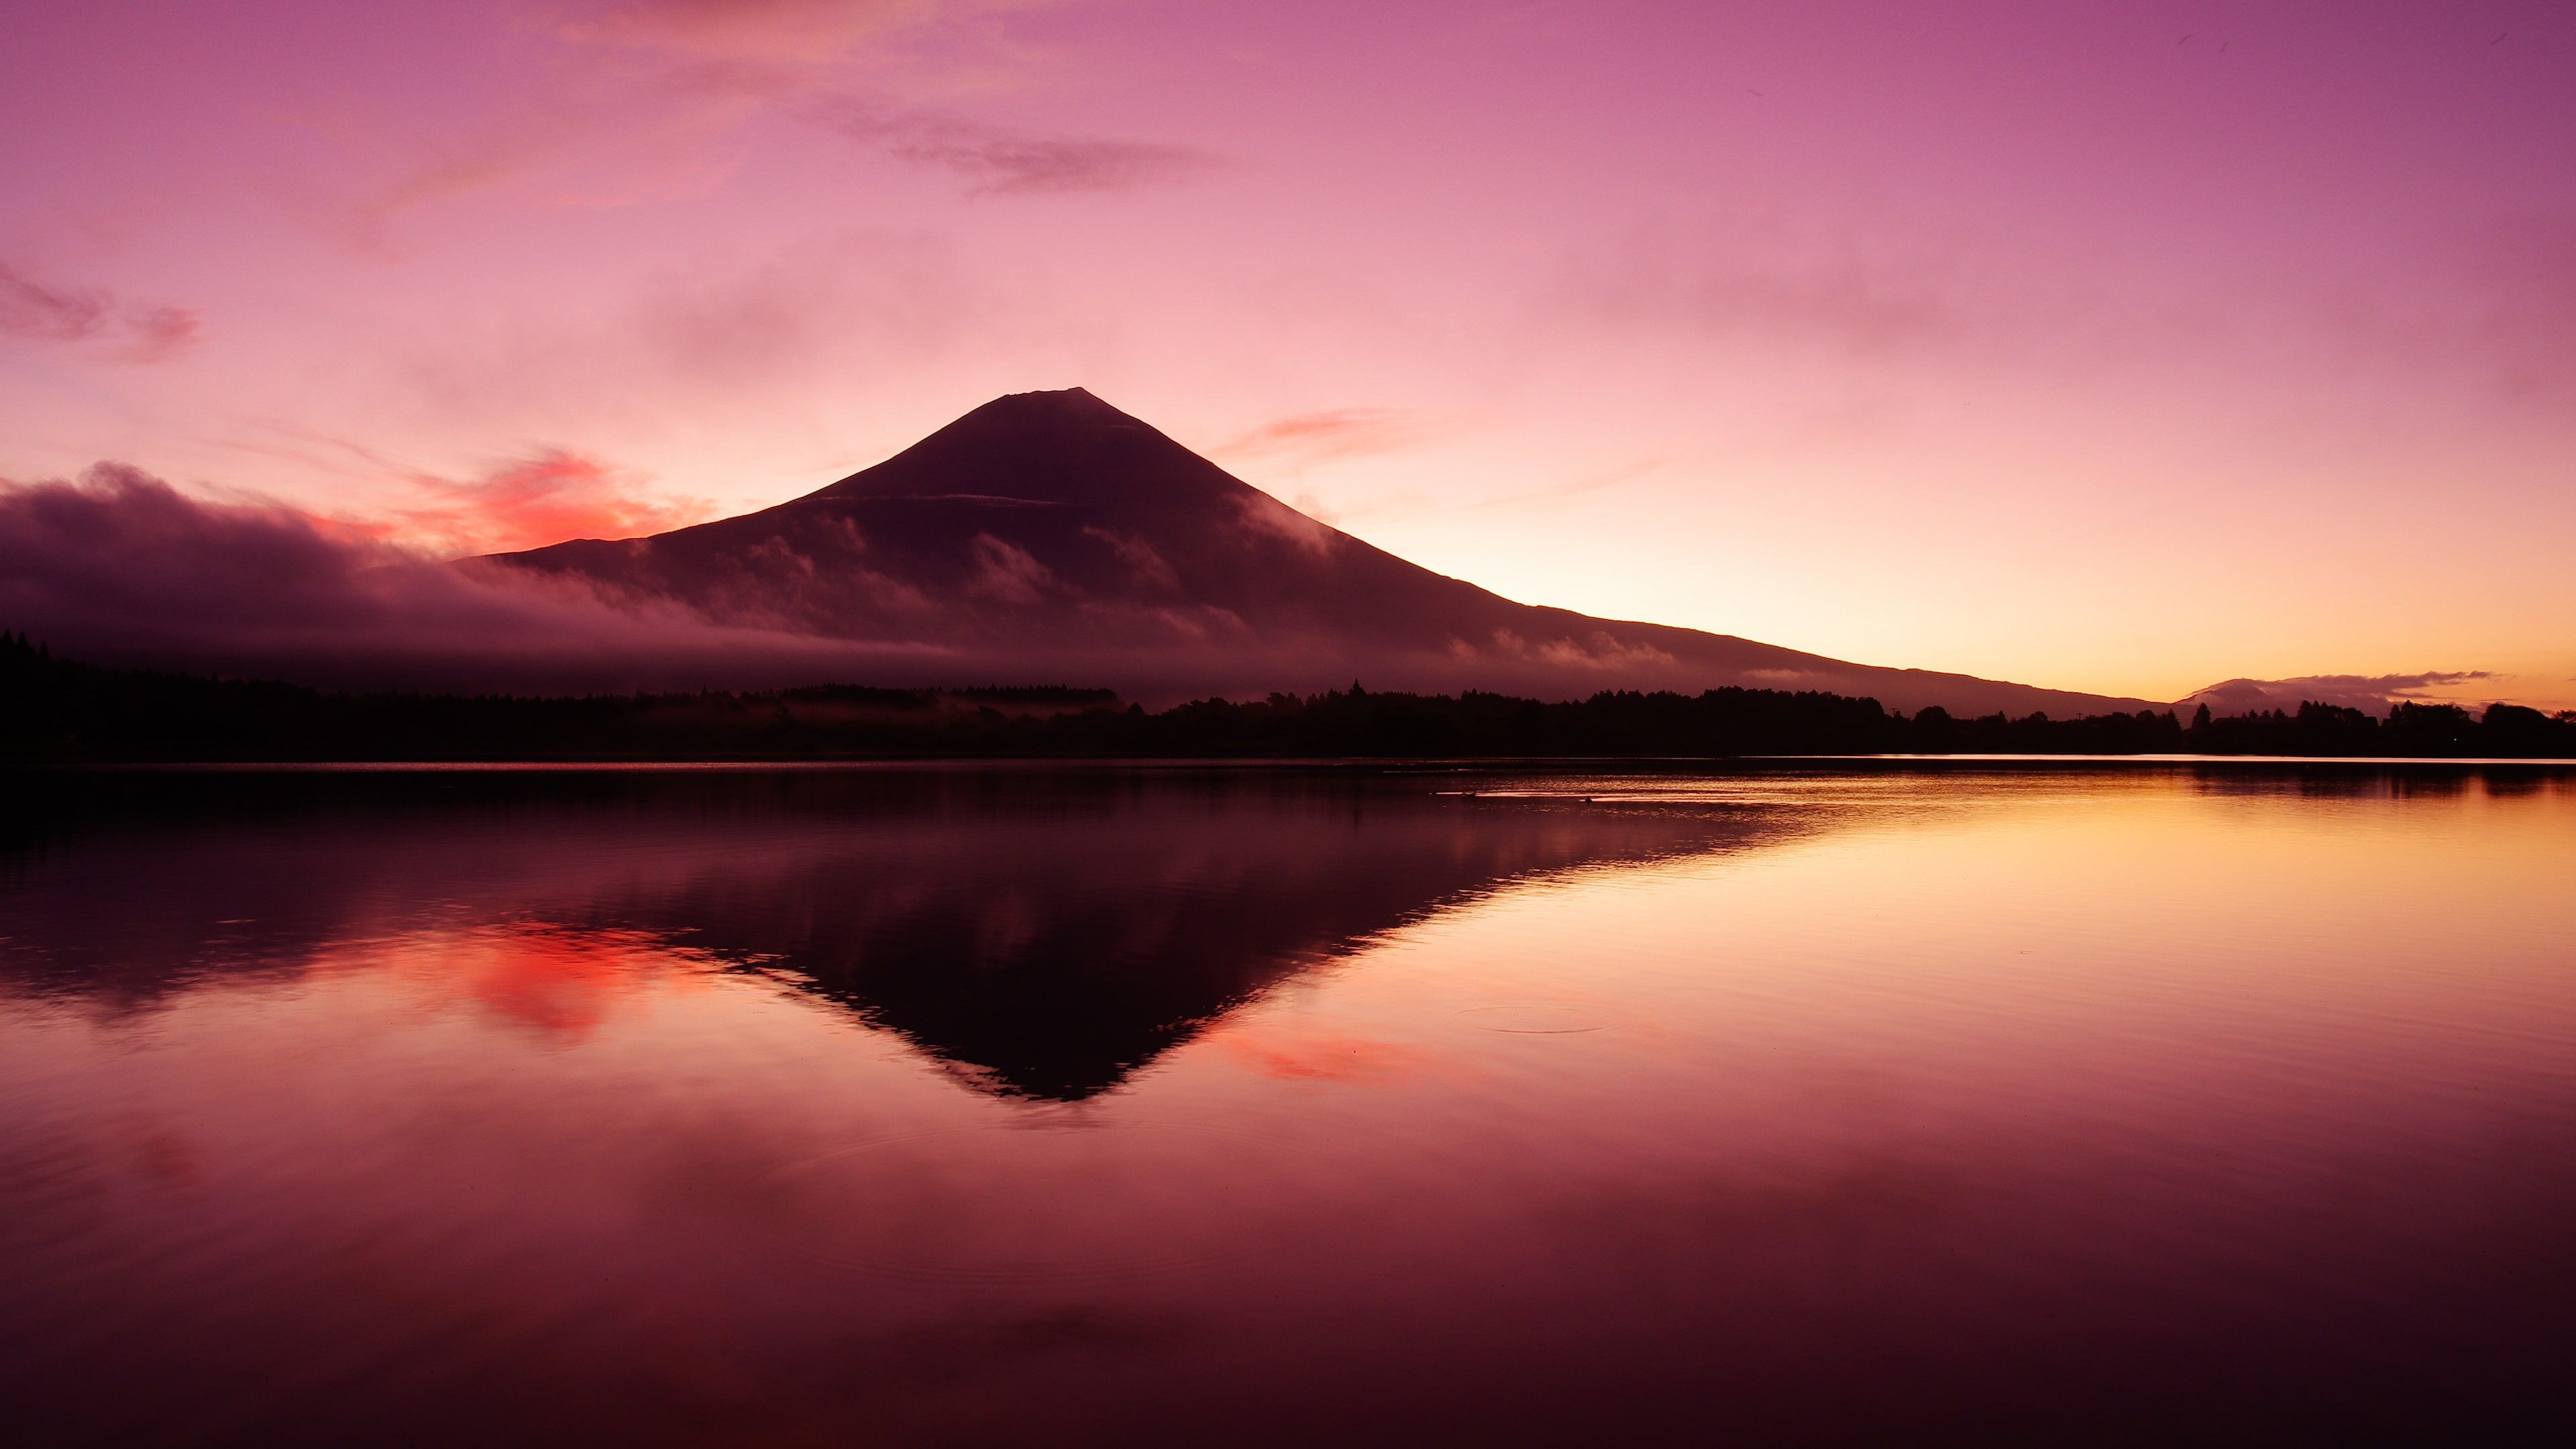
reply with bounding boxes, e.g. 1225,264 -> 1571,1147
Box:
3,764 -> 2573,1444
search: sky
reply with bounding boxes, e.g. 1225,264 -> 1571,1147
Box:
2,0 -> 2572,708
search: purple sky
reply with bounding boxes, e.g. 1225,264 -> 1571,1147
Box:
3,0 -> 2571,705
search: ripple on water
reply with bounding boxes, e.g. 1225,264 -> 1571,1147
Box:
1454,1004 -> 1610,1034
764,1119 -> 1317,1287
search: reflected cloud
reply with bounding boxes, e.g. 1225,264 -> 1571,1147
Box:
315,923 -> 734,1041
0,770 -> 1810,1098
1204,1023 -> 1428,1085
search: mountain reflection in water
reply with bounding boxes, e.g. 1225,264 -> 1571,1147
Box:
3,764 -> 2575,1446
0,769 -> 1794,1098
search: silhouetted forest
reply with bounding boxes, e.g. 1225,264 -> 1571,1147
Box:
5,631 -> 2571,761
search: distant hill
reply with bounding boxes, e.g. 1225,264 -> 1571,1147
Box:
490,388 -> 2153,716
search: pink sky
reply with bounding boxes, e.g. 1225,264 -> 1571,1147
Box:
3,0 -> 2571,707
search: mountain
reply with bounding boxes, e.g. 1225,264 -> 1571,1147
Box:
490,388 -> 2153,716
2177,674 -> 2494,718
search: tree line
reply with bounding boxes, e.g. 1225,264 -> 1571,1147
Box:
5,630 -> 2571,761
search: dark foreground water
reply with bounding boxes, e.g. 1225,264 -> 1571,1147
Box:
3,763 -> 2572,1445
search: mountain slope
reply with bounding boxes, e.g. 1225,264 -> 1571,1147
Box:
491,388 -> 2152,715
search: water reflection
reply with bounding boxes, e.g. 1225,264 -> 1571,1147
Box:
0,769 -> 1803,1097
3,764 -> 2573,1445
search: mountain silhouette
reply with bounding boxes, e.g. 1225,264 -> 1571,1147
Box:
492,388 -> 2149,714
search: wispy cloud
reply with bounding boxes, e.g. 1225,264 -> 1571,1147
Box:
965,531 -> 1056,602
1212,408 -> 1431,464
291,77 -> 762,252
0,265 -> 105,343
0,262 -> 201,362
1081,526 -> 1177,590
2296,214 -> 2576,419
1562,221 -> 1965,357
799,99 -> 1217,195
1458,458 -> 1666,513
380,229 -> 990,441
299,1 -> 1179,244
2457,213 -> 2576,413
559,0 -> 1026,64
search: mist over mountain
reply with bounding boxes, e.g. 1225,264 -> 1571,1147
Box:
2178,672 -> 2498,718
491,388 -> 2151,715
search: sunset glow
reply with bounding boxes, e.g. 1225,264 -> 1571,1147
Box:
5,1 -> 2571,706
9,15 -> 2576,1432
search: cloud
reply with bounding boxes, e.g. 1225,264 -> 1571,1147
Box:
2459,213 -> 2576,413
383,229 -> 989,435
314,126 -> 588,252
1081,526 -> 1178,590
965,531 -> 1055,602
631,230 -> 975,383
1212,408 -> 1430,465
1456,458 -> 1666,513
203,429 -> 712,556
303,3 -> 1042,246
1562,222 -> 1964,357
800,99 -> 1218,195
561,0 -> 1016,62
2180,671 -> 2496,716
0,266 -> 107,342
1475,628 -> 1680,672
0,467 -> 1470,702
117,306 -> 203,362
299,2 -> 1164,248
0,263 -> 201,362
1228,490 -> 1339,555
2277,214 -> 2576,419
395,448 -> 714,553
294,68 -> 769,251
0,463 -> 950,691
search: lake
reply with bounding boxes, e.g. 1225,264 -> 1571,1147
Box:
3,763 -> 2573,1444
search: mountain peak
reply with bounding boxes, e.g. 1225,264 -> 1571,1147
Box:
816,387 -> 1246,510
1007,384 -> 1107,404
938,386 -> 1139,434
